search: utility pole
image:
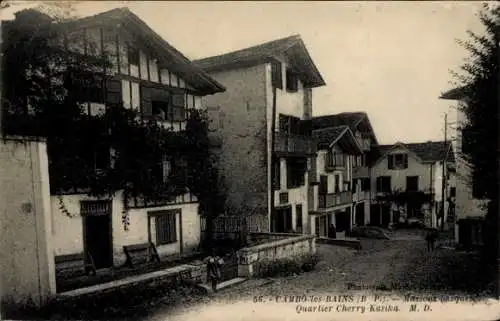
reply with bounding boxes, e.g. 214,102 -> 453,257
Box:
441,113 -> 447,231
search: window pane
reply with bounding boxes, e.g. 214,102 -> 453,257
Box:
121,80 -> 131,109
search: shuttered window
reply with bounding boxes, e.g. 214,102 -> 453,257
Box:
154,211 -> 177,245
388,154 -> 408,170
296,204 -> 303,232
271,61 -> 283,89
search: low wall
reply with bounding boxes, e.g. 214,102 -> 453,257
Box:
237,233 -> 316,277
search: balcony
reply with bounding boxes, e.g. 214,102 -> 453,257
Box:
352,190 -> 370,202
274,133 -> 315,157
352,166 -> 369,178
318,191 -> 352,209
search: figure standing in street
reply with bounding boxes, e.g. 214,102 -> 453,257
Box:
425,229 -> 438,252
328,223 -> 337,239
205,249 -> 223,292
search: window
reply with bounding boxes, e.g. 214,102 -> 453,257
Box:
352,179 -> 358,192
279,114 -> 301,135
128,46 -> 140,66
296,204 -> 303,233
271,61 -> 283,89
286,68 -> 299,92
287,158 -> 306,188
334,174 -> 340,193
154,211 -> 177,245
361,178 -> 370,191
319,175 -> 328,194
334,152 -> 345,167
388,153 -> 408,170
303,88 -> 312,118
406,176 -> 419,191
450,187 -> 456,197
376,176 -> 391,193
152,100 -> 169,121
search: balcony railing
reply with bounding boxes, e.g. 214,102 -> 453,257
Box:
274,133 -> 315,156
318,191 -> 352,209
352,190 -> 370,202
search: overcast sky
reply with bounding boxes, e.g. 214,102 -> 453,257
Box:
2,1 -> 487,144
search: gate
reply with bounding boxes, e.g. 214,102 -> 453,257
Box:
219,251 -> 239,281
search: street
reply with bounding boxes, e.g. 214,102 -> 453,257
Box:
27,229 -> 495,321
147,229 -> 496,321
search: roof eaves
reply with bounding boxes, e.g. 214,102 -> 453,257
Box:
67,8 -> 226,94
329,126 -> 350,148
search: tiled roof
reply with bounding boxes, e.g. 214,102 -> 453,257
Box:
193,35 -> 325,88
311,112 -> 367,131
194,35 -> 300,70
378,141 -> 455,163
312,126 -> 348,145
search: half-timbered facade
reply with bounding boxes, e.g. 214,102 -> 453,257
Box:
11,8 -> 225,271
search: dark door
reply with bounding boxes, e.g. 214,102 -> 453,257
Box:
381,204 -> 391,227
370,204 -> 380,226
82,200 -> 113,269
355,202 -> 365,226
272,206 -> 292,233
336,210 -> 349,232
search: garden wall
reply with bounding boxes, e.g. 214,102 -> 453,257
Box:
237,233 -> 316,277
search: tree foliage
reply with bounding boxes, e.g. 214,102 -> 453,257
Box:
2,10 -> 226,232
452,3 -> 499,201
451,3 -> 499,264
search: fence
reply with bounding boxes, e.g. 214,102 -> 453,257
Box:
200,215 -> 269,240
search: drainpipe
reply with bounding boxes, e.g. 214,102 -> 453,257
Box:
430,163 -> 434,227
269,85 -> 277,233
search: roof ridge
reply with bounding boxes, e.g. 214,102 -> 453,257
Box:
193,34 -> 301,63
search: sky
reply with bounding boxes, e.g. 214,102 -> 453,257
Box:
1,1 -> 488,144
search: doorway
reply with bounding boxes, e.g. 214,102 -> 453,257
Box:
381,204 -> 391,227
82,200 -> 113,269
272,206 -> 292,233
355,202 -> 365,226
370,204 -> 381,226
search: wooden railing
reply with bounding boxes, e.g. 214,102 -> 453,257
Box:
318,191 -> 352,208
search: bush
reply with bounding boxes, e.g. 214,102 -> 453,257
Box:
255,254 -> 321,278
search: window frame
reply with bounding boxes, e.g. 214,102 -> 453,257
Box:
151,210 -> 178,245
286,68 -> 299,92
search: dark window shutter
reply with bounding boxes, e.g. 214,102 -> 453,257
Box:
140,85 -> 152,119
170,93 -> 186,121
271,61 -> 283,89
319,175 -> 328,193
105,79 -> 122,106
403,154 -> 408,169
388,155 -> 394,169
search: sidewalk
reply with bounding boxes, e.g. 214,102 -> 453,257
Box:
57,264 -> 194,299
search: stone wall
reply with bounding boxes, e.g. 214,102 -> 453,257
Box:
1,137 -> 56,308
237,233 -> 316,277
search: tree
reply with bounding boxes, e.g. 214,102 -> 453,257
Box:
450,3 -> 499,263
2,9 -> 227,236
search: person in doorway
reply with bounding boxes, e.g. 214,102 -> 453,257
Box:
205,249 -> 223,292
328,223 -> 337,239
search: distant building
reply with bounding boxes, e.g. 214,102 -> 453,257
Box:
311,112 -> 380,233
194,35 -> 326,234
440,88 -> 487,246
309,125 -> 363,237
370,141 -> 455,228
